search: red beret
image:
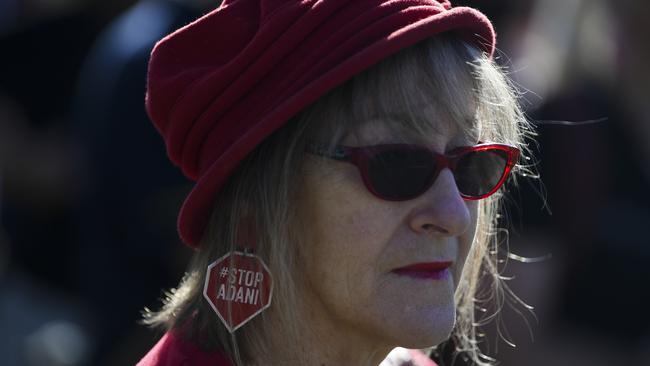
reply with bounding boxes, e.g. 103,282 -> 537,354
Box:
146,0 -> 495,247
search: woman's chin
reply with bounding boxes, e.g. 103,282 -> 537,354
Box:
383,309 -> 456,349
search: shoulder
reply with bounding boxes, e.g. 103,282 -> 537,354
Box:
136,331 -> 233,366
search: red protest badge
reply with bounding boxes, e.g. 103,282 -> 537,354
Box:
203,252 -> 273,333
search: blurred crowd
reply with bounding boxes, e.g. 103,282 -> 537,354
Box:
0,0 -> 648,365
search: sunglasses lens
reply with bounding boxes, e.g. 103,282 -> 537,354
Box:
455,149 -> 509,197
368,148 -> 435,200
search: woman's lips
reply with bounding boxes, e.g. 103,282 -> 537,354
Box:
392,261 -> 453,280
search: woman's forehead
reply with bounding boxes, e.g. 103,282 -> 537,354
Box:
343,85 -> 481,143
346,71 -> 479,144
344,112 -> 480,149
306,36 -> 483,146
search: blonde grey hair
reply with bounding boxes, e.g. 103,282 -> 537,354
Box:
144,33 -> 535,366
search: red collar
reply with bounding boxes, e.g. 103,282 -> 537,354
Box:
137,330 -> 234,366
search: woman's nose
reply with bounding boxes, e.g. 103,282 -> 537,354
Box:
407,169 -> 471,236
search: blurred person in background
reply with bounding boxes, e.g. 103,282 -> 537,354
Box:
451,1 -> 650,365
0,0 -> 212,365
70,0 -> 215,364
0,0 -> 108,361
137,1 -> 535,365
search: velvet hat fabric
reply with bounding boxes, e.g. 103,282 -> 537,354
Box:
146,0 -> 495,247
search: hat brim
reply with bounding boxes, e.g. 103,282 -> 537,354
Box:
178,6 -> 494,247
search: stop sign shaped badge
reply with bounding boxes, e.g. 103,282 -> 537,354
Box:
203,252 -> 274,333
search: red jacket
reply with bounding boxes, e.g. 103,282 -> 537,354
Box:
137,332 -> 233,366
137,331 -> 438,366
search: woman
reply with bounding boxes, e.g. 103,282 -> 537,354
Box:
138,0 -> 533,365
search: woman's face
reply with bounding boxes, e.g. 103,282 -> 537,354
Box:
297,110 -> 479,349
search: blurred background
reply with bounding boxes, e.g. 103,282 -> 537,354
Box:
0,0 -> 648,365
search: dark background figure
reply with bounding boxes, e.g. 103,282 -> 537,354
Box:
72,0 -> 218,364
1,2 -> 131,365
1,1 -> 213,365
1,0 -> 649,365
70,1 -> 216,364
450,1 -> 650,365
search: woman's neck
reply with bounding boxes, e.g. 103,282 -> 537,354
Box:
251,296 -> 393,366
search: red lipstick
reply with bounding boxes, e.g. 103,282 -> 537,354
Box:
392,261 -> 453,280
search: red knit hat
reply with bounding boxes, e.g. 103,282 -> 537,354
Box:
146,0 -> 495,247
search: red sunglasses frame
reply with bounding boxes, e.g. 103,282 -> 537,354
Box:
306,142 -> 520,201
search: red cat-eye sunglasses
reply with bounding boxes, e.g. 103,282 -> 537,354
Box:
306,142 -> 520,201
